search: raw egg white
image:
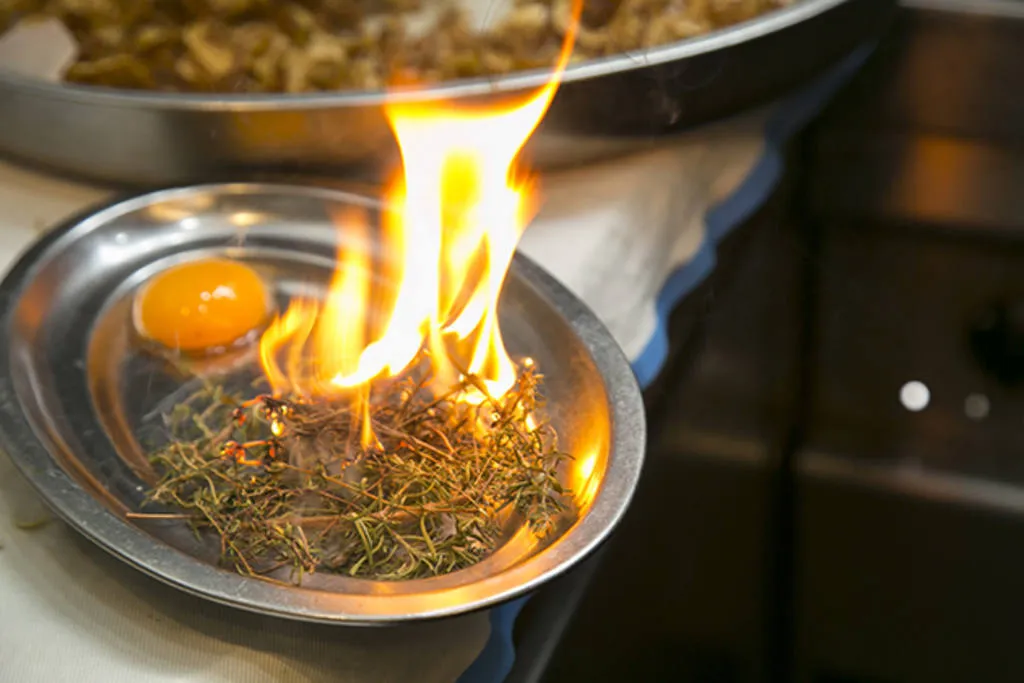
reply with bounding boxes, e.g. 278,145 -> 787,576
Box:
133,259 -> 271,354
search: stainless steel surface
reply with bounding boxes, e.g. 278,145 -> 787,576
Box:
900,0 -> 1024,19
0,183 -> 645,624
812,133 -> 1024,233
809,5 -> 1024,234
0,0 -> 894,186
794,6 -> 1024,680
794,225 -> 1024,683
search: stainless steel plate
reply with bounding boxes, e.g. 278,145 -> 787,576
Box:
0,183 -> 645,623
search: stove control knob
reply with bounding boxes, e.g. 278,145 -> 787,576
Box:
969,300 -> 1024,386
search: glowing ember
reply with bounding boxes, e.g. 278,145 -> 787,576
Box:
258,1 -> 583,430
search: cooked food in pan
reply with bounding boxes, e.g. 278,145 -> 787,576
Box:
0,0 -> 794,93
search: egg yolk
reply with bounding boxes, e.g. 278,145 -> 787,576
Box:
133,259 -> 271,353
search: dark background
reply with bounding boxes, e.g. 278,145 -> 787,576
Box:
513,4 -> 1024,681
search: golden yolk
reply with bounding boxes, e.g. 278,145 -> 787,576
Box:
133,259 -> 271,353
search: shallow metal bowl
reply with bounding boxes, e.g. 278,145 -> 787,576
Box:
0,183 -> 645,623
0,0 -> 894,184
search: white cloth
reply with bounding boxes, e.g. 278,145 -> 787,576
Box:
0,118 -> 764,682
520,118 -> 764,360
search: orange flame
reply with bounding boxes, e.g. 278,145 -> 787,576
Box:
258,1 -> 582,440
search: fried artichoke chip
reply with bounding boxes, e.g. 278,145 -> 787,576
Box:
65,52 -> 155,88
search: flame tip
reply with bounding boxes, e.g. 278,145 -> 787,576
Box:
257,1 -> 582,416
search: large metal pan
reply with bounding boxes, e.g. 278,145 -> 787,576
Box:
0,0 -> 894,186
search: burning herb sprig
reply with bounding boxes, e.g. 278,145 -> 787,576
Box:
139,356 -> 572,582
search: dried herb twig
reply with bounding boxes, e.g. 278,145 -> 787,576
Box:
141,354 -> 572,582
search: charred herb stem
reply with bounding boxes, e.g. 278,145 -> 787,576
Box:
142,353 -> 572,583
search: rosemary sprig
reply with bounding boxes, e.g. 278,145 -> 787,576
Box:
140,355 -> 572,582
